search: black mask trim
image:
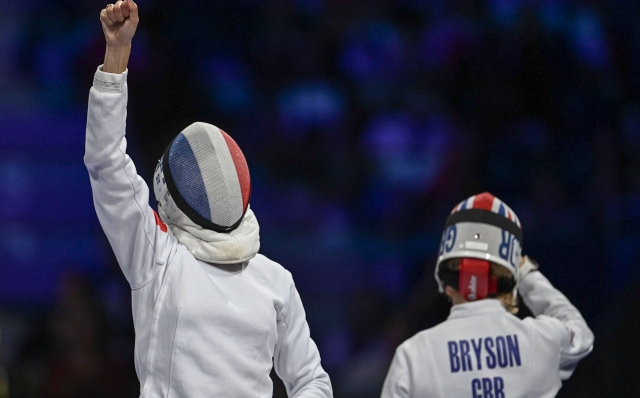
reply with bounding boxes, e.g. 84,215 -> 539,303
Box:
445,209 -> 523,244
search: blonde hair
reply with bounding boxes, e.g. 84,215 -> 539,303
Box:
444,259 -> 518,314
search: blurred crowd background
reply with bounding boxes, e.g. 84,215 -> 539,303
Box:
1,0 -> 640,397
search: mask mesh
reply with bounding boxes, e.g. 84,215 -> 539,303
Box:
168,123 -> 244,228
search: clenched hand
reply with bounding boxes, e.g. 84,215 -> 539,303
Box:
100,0 -> 139,74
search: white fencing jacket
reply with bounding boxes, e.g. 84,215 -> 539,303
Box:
85,66 -> 333,398
381,271 -> 594,398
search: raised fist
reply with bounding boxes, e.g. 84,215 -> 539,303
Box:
100,0 -> 139,47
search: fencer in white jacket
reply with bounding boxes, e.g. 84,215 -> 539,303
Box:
381,193 -> 594,398
85,2 -> 332,397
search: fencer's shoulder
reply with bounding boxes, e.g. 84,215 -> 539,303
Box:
248,253 -> 294,284
521,314 -> 568,341
396,325 -> 443,354
401,311 -> 497,350
250,253 -> 289,272
522,313 -> 562,328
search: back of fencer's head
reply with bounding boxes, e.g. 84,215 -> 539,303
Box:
153,122 -> 251,233
441,258 -> 519,313
434,192 -> 522,312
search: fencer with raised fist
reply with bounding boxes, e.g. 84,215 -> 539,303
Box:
85,3 -> 333,397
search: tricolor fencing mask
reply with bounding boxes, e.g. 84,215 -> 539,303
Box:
153,122 -> 251,233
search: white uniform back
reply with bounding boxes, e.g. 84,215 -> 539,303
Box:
381,272 -> 593,398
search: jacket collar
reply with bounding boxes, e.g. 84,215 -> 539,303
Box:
447,299 -> 507,321
158,193 -> 260,264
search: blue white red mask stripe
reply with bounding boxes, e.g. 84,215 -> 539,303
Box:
451,192 -> 521,229
165,122 -> 251,230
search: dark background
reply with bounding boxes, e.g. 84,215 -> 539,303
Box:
1,0 -> 639,397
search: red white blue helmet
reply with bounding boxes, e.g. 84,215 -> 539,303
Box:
153,122 -> 251,233
434,192 -> 522,295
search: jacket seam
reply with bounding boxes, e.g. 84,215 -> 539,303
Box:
114,83 -> 159,288
140,254 -> 178,398
280,271 -> 294,328
131,262 -> 165,290
166,306 -> 182,397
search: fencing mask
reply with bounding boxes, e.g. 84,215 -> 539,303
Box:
434,192 -> 522,299
153,122 -> 259,264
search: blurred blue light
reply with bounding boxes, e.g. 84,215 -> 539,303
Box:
364,114 -> 413,160
1,227 -> 36,263
364,114 -> 451,191
372,255 -> 406,298
277,81 -> 345,137
200,56 -> 255,115
488,0 -> 523,28
0,161 -> 34,220
294,0 -> 324,14
622,104 -> 640,146
539,0 -> 568,32
571,10 -> 610,69
515,120 -> 549,152
339,22 -> 404,82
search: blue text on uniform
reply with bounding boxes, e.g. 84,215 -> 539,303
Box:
448,335 -> 521,373
472,377 -> 505,398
